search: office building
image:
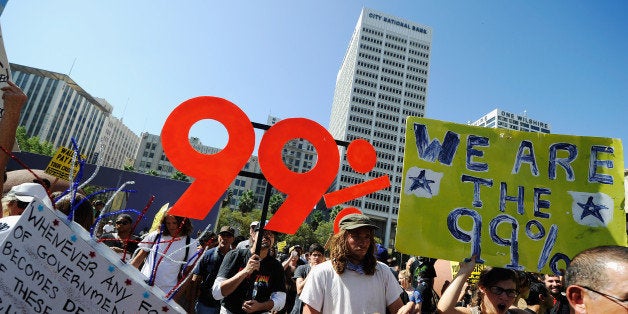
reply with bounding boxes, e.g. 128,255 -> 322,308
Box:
471,108 -> 551,134
11,63 -> 112,161
329,8 -> 432,247
134,132 -> 220,177
95,112 -> 141,169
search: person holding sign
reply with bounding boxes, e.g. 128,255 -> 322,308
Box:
212,225 -> 286,314
299,214 -> 410,314
564,245 -> 628,314
437,257 -> 522,314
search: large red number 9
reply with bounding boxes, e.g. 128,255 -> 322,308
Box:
161,97 -> 255,220
259,118 -> 339,234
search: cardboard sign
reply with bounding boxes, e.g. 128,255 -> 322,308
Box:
45,146 -> 84,180
450,261 -> 486,284
396,117 -> 626,274
0,199 -> 184,313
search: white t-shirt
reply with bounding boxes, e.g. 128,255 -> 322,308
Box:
300,260 -> 402,314
138,231 -> 198,294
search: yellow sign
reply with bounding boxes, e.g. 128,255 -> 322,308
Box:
396,117 -> 626,273
277,240 -> 287,253
451,261 -> 486,284
44,146 -> 85,180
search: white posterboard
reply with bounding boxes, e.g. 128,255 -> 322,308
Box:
0,199 -> 185,313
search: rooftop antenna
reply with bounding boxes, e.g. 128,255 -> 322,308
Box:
120,97 -> 129,122
523,109 -> 527,117
68,57 -> 77,76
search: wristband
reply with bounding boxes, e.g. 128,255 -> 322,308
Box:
410,290 -> 423,304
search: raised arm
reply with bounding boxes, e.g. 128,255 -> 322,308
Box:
437,257 -> 476,314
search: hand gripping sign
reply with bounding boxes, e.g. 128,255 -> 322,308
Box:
0,199 -> 184,313
161,97 -> 390,234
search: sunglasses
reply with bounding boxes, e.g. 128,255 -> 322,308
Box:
489,286 -> 519,298
579,285 -> 628,309
115,220 -> 130,225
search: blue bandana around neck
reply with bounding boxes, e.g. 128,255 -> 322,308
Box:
346,260 -> 365,275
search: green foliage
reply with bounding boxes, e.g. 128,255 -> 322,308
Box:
82,185 -> 101,197
171,171 -> 189,182
15,126 -> 27,150
329,205 -> 343,221
309,210 -> 326,230
268,193 -> 284,214
146,169 -> 159,176
123,165 -> 135,171
16,126 -> 54,156
282,224 -> 318,252
238,190 -> 256,213
217,207 -> 261,237
313,221 -> 333,248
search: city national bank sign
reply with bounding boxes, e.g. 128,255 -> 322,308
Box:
368,12 -> 429,35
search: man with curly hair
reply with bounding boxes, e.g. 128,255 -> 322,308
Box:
300,214 -> 416,314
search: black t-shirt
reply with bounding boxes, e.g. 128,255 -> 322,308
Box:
217,248 -> 286,314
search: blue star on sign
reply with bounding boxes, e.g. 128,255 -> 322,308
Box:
409,169 -> 435,194
143,291 -> 150,299
108,265 -> 115,272
577,196 -> 607,222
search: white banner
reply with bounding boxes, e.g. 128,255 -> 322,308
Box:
0,199 -> 185,313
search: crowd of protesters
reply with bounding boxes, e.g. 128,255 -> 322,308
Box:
1,81 -> 626,314
1,169 -> 627,314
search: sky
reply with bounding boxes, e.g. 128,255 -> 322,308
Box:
1,1 -> 627,165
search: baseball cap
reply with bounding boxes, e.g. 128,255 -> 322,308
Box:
250,221 -> 259,228
254,220 -> 270,231
7,182 -> 53,209
339,214 -> 378,231
219,226 -> 235,236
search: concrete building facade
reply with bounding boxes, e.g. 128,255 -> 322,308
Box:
95,106 -> 140,169
471,108 -> 551,134
329,8 -> 432,247
11,63 -> 112,162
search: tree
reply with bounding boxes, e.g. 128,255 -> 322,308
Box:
123,165 -> 135,171
309,210 -> 326,230
217,207 -> 261,238
146,169 -> 159,176
15,126 -> 28,150
283,224 -> 319,252
268,193 -> 284,214
171,170 -> 189,182
15,126 -> 54,156
238,190 -> 256,213
313,221 -> 333,247
329,205 -> 343,221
